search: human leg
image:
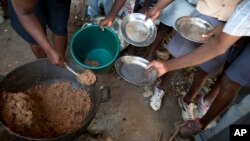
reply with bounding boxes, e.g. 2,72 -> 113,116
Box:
183,68 -> 209,105
52,34 -> 67,56
202,75 -> 222,107
150,68 -> 176,111
202,41 -> 250,115
147,23 -> 173,61
195,94 -> 250,141
46,0 -> 71,57
194,75 -> 222,118
178,68 -> 209,120
179,75 -> 240,136
195,38 -> 249,117
200,40 -> 250,129
149,56 -> 209,112
166,32 -> 223,119
199,76 -> 241,128
200,42 -> 250,127
180,42 -> 250,136
149,55 -> 175,111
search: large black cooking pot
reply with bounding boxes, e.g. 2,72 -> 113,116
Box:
0,59 -> 111,141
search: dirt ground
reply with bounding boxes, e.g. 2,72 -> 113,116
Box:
0,1 -> 195,141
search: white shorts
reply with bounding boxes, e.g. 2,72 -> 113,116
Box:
223,0 -> 250,36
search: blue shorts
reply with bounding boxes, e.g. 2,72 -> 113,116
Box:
165,10 -> 227,75
87,0 -> 113,18
226,42 -> 250,87
159,0 -> 196,29
7,0 -> 71,45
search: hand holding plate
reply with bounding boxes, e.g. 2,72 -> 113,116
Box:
147,60 -> 168,77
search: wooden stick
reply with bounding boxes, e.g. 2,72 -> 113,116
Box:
169,122 -> 186,141
157,131 -> 162,141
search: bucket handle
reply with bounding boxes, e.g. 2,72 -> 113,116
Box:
82,22 -> 93,28
100,86 -> 111,102
81,22 -> 106,31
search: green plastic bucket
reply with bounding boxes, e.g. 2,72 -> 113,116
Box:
70,25 -> 120,72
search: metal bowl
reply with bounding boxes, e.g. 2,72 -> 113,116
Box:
112,17 -> 129,51
120,13 -> 157,47
175,16 -> 214,43
115,56 -> 157,86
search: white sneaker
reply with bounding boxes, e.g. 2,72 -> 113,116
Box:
150,87 -> 165,111
178,96 -> 197,121
194,95 -> 210,118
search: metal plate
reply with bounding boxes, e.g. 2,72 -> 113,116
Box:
120,13 -> 157,47
112,17 -> 129,51
175,16 -> 214,43
115,56 -> 157,86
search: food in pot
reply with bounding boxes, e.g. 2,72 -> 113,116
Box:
0,81 -> 91,138
0,92 -> 44,136
77,69 -> 96,86
84,60 -> 100,67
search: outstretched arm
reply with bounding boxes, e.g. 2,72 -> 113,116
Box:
148,32 -> 240,77
100,0 -> 127,27
145,0 -> 173,21
165,32 -> 240,71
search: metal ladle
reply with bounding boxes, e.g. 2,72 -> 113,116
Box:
65,63 -> 79,76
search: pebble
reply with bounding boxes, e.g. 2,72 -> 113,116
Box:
142,91 -> 153,98
180,91 -> 186,96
